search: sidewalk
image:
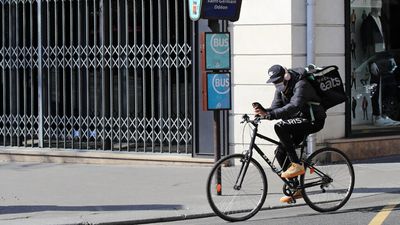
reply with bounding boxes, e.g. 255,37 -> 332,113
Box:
0,155 -> 400,225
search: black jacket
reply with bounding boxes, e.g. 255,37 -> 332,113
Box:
267,68 -> 327,121
360,14 -> 389,56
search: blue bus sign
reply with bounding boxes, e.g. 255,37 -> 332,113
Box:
205,33 -> 230,70
201,0 -> 242,22
207,73 -> 231,110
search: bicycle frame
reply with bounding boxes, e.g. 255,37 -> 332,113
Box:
236,116 -> 331,191
207,116 -> 354,221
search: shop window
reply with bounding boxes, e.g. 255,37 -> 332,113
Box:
350,0 -> 400,133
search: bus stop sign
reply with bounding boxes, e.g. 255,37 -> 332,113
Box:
206,73 -> 231,110
201,0 -> 242,22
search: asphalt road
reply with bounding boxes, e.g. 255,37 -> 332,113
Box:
152,191 -> 400,225
0,155 -> 399,225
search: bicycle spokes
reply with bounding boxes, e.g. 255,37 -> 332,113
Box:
207,154 -> 268,222
301,148 -> 354,212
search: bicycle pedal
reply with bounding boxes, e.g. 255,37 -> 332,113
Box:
287,180 -> 300,187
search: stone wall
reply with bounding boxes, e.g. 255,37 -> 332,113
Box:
326,136 -> 400,160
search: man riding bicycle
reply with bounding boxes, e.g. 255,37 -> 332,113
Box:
253,64 -> 327,203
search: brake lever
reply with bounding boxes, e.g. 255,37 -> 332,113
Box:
241,114 -> 250,123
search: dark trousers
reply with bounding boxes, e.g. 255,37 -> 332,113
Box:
274,118 -> 325,171
369,57 -> 396,116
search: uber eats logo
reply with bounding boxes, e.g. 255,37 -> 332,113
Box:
319,77 -> 342,91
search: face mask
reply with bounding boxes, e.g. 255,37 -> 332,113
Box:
274,82 -> 285,92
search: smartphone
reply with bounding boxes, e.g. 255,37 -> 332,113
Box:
252,102 -> 264,110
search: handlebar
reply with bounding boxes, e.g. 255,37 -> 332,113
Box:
241,114 -> 266,125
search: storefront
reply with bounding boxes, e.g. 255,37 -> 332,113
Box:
0,0 -> 228,160
348,0 -> 400,136
230,0 -> 400,161
0,0 -> 196,155
1,0 -> 399,162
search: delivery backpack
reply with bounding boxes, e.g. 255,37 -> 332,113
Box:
306,65 -> 347,111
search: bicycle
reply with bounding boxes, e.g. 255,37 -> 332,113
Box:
206,114 -> 355,222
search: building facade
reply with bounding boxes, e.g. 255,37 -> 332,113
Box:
1,0 -> 399,162
1,0 -> 196,157
231,0 -> 400,161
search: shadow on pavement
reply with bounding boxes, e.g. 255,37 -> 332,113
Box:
261,204 -> 400,222
0,204 -> 184,214
353,188 -> 400,194
325,204 -> 400,214
353,154 -> 400,164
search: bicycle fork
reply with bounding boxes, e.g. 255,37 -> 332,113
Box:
232,155 -> 252,191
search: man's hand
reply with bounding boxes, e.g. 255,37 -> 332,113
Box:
370,62 -> 379,76
252,102 -> 268,117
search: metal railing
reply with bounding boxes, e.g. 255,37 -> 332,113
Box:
0,0 -> 193,154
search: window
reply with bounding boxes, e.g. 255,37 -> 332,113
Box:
0,0 -> 193,153
350,0 -> 400,134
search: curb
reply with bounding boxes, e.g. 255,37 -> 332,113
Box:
91,203 -> 308,225
0,148 -> 215,166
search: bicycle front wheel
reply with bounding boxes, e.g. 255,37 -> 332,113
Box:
301,147 -> 355,212
206,154 -> 267,222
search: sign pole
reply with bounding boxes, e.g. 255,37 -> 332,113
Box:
214,111 -> 221,153
192,0 -> 241,195
214,109 -> 221,195
208,20 -> 221,163
208,20 -> 222,195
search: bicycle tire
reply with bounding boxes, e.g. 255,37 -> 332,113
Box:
300,147 -> 355,212
206,154 -> 268,222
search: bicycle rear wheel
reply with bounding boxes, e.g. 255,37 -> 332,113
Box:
301,147 -> 355,212
206,154 -> 267,222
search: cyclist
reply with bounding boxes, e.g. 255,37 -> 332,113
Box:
253,64 -> 327,203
